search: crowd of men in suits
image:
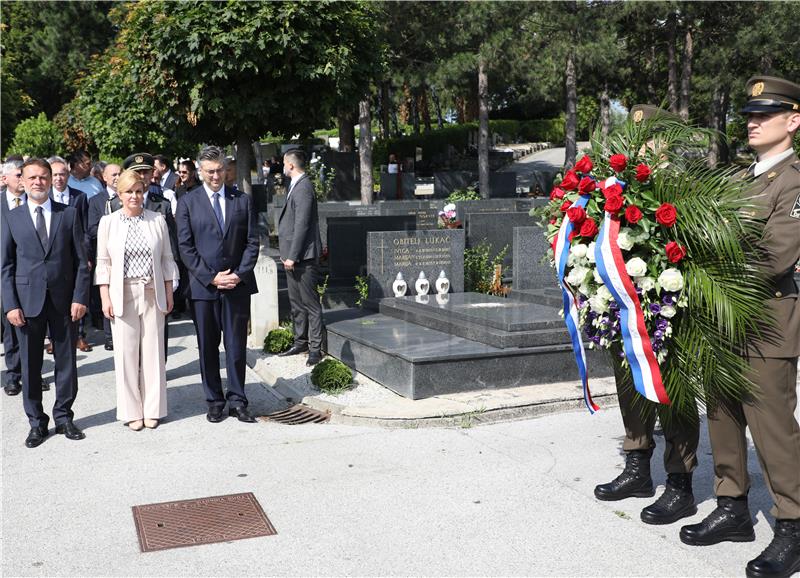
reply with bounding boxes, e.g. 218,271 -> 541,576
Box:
2,146 -> 324,450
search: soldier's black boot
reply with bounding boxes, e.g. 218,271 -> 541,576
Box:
594,449 -> 654,501
679,496 -> 755,546
745,519 -> 800,578
640,472 -> 697,525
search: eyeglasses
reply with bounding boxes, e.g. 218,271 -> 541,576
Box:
203,168 -> 225,175
178,170 -> 189,175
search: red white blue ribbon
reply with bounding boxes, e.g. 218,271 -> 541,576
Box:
594,213 -> 670,405
554,195 -> 599,413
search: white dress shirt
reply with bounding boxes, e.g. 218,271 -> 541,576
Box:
203,183 -> 226,225
52,186 -> 71,206
27,198 -> 52,236
160,170 -> 173,188
753,147 -> 795,177
5,190 -> 26,210
107,186 -> 117,199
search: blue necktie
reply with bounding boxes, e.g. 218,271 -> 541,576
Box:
213,192 -> 224,230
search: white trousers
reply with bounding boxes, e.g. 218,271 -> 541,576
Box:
111,279 -> 167,422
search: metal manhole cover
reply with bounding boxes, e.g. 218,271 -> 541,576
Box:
132,492 -> 276,552
259,405 -> 330,424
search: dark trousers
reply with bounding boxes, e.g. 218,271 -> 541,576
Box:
613,356 -> 699,474
190,294 -> 250,409
707,355 -> 800,519
2,311 -> 21,385
18,293 -> 78,428
286,260 -> 324,353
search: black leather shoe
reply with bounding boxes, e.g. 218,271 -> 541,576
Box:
4,381 -> 21,396
104,338 -> 114,351
25,426 -> 49,448
55,420 -> 86,440
746,519 -> 800,578
279,345 -> 308,357
229,406 -> 256,423
641,472 -> 697,525
206,406 -> 226,423
306,352 -> 323,367
594,449 -> 654,501
680,497 -> 755,546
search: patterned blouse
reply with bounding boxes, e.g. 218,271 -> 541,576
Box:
122,213 -> 153,278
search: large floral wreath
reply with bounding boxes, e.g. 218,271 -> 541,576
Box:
537,119 -> 772,419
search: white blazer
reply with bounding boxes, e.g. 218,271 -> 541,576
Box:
95,209 -> 179,315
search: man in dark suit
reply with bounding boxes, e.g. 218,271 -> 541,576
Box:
154,154 -> 179,192
176,146 -> 259,423
277,149 -> 324,366
2,159 -> 25,396
2,158 -> 90,448
48,156 -> 91,352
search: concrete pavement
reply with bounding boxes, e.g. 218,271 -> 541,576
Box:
1,319 -> 785,577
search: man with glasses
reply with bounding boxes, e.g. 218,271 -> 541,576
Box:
176,146 -> 259,423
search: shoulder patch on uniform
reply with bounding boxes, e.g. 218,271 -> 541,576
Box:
791,193 -> 800,219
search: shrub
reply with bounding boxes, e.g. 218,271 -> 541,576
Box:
354,275 -> 369,307
264,327 -> 293,354
464,240 -> 509,294
447,187 -> 481,202
8,113 -> 65,158
310,358 -> 353,394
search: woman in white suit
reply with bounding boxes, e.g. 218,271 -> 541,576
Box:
95,170 -> 178,430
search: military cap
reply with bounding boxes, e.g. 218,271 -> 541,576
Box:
741,76 -> 800,114
122,152 -> 155,171
628,104 -> 682,124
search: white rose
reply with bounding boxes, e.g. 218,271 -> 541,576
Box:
660,304 -> 677,319
566,266 -> 589,286
579,283 -> 592,297
636,276 -> 656,292
617,229 -> 635,251
593,267 -> 605,285
596,285 -> 613,303
658,268 -> 684,292
571,243 -> 588,259
589,294 -> 610,314
443,203 -> 456,213
587,241 -> 597,263
626,257 -> 648,278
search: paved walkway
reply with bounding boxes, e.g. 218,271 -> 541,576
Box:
499,142 -> 591,191
1,319 -> 789,577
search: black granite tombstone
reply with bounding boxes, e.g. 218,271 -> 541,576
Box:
512,226 -> 557,291
466,211 -> 536,268
321,151 -> 360,201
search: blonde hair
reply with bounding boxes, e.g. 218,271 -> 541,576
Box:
116,169 -> 145,195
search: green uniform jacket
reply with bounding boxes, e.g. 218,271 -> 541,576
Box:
747,152 -> 800,358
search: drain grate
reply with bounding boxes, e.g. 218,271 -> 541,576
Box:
132,492 -> 276,552
260,404 -> 330,424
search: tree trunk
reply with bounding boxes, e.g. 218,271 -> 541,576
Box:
455,96 -> 466,124
431,85 -> 444,129
647,44 -> 657,103
337,108 -> 355,152
411,87 -> 420,135
380,82 -> 391,139
358,98 -> 373,205
666,12 -> 679,113
235,132 -> 252,194
679,26 -> 693,121
420,87 -> 432,132
478,56 -> 490,199
564,49 -> 577,169
708,81 -> 730,167
600,83 -> 611,139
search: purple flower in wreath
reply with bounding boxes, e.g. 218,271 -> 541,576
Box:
649,303 -> 662,315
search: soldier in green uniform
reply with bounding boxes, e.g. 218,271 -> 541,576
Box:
594,104 -> 700,527
680,76 -> 800,578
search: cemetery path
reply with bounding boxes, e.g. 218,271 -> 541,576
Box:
2,317 -> 792,576
500,141 -> 590,191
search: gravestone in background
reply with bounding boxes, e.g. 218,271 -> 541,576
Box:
248,244 -> 279,349
512,226 -> 557,291
466,211 -> 535,268
327,215 -> 417,286
380,172 -> 416,199
489,172 -> 518,198
367,229 -> 465,299
434,171 -> 474,199
321,150 -> 360,201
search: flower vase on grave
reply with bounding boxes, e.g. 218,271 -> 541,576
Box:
435,270 -> 450,295
414,271 -> 430,296
392,273 -> 408,297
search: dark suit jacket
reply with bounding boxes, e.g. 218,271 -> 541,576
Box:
50,186 -> 88,233
176,185 -> 259,301
162,170 -> 178,192
277,173 -> 322,262
1,202 -> 90,317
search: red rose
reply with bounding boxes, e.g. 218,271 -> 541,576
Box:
566,206 -> 586,224
602,183 -> 623,198
560,170 -> 580,191
568,230 -> 577,242
550,187 -> 566,200
574,155 -> 593,174
609,154 -> 627,172
579,217 -> 599,238
635,163 -> 652,182
559,200 -> 571,213
549,217 -> 557,225
624,205 -> 643,224
655,202 -> 678,227
604,194 -> 624,214
665,241 -> 687,263
578,176 -> 596,194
